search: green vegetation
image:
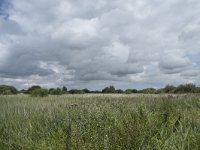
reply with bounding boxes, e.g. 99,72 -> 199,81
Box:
30,88 -> 48,97
24,86 -> 48,97
1,83 -> 200,95
0,94 -> 200,149
49,88 -> 63,95
102,86 -> 116,93
0,85 -> 18,95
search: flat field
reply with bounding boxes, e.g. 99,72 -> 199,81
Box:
0,94 -> 200,150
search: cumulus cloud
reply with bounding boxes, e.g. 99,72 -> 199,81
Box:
0,0 -> 200,89
159,52 -> 191,74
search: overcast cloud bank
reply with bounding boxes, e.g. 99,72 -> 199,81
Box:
0,0 -> 200,89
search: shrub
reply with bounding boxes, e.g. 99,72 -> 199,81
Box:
26,86 -> 41,94
82,88 -> 90,93
62,86 -> 68,93
0,85 -> 18,95
174,84 -> 197,93
69,89 -> 85,94
139,88 -> 156,94
49,88 -> 63,95
155,88 -> 165,94
102,86 -> 116,93
164,85 -> 176,93
30,88 -> 48,97
115,89 -> 124,93
125,89 -> 137,94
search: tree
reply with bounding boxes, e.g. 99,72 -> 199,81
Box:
139,88 -> 156,94
102,86 -> 116,93
164,85 -> 176,93
27,85 -> 41,94
69,89 -> 85,94
82,88 -> 90,93
184,83 -> 197,93
62,86 -> 68,93
174,84 -> 197,93
155,88 -> 165,94
49,88 -> 63,95
125,89 -> 137,94
0,85 -> 18,95
115,89 -> 124,93
30,88 -> 48,97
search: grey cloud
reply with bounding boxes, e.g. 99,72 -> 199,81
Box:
159,54 -> 191,74
0,17 -> 22,35
0,0 -> 200,89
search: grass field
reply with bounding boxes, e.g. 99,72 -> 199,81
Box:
0,94 -> 200,150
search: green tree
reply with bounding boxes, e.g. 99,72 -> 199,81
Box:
27,86 -> 41,94
125,89 -> 137,94
30,88 -> 48,97
139,88 -> 156,94
69,89 -> 85,94
82,88 -> 90,93
174,84 -> 197,93
102,86 -> 116,93
49,88 -> 63,95
115,89 -> 124,93
164,85 -> 176,93
62,86 -> 68,93
0,85 -> 18,95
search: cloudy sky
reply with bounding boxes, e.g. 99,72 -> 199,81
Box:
0,0 -> 200,90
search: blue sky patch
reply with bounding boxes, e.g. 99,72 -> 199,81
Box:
0,0 -> 9,19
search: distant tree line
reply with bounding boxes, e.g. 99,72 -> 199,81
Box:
0,83 -> 200,97
0,85 -> 18,95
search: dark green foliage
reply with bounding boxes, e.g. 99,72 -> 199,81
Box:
49,88 -> 63,95
196,87 -> 200,93
0,85 -> 18,95
164,84 -> 176,93
175,83 -> 197,93
19,89 -> 27,94
82,88 -> 90,93
30,88 -> 48,97
90,90 -> 101,93
139,88 -> 156,94
125,89 -> 137,94
155,88 -> 165,94
69,89 -> 85,94
1,83 -> 200,96
115,89 -> 124,93
62,86 -> 68,93
102,85 -> 116,93
27,85 -> 41,94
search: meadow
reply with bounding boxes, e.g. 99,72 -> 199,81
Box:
0,94 -> 200,150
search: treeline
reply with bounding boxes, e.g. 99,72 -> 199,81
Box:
0,84 -> 200,96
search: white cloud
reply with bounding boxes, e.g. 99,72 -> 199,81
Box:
0,0 -> 200,89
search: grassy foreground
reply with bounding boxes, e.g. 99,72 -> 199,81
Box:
0,94 -> 200,150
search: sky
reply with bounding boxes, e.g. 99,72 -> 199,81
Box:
0,0 -> 200,90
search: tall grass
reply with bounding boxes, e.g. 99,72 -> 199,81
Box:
0,94 -> 200,150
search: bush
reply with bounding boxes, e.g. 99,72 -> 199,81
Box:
102,86 -> 116,93
49,88 -> 63,95
30,88 -> 48,97
125,89 -> 137,94
174,84 -> 197,93
62,86 -> 68,93
82,88 -> 90,93
139,88 -> 156,94
155,88 -> 165,94
26,86 -> 41,94
164,85 -> 176,93
0,85 -> 18,95
69,89 -> 85,94
115,89 -> 124,93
